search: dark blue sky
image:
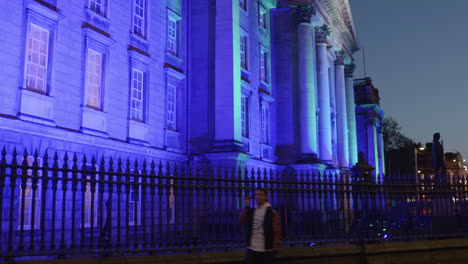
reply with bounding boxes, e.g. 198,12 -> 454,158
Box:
349,0 -> 468,158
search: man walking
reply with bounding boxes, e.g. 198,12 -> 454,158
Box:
240,188 -> 281,264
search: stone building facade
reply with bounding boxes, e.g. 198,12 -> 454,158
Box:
0,0 -> 366,172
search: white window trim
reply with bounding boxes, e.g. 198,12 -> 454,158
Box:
260,45 -> 270,84
240,0 -> 248,14
261,105 -> 269,144
167,9 -> 181,57
130,68 -> 145,121
85,48 -> 104,109
258,3 -> 268,30
88,0 -> 108,17
240,29 -> 249,71
82,29 -> 114,111
80,28 -> 114,136
24,23 -> 50,94
19,2 -> 61,125
133,0 -> 147,38
166,83 -> 177,131
241,94 -> 250,138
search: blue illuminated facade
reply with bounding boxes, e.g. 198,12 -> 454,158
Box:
0,0 -> 370,173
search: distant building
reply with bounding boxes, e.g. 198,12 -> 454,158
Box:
445,152 -> 467,181
387,142 -> 467,184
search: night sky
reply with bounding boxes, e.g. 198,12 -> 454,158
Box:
349,0 -> 468,158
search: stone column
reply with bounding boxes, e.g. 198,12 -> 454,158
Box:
212,0 -> 243,152
334,51 -> 349,168
293,4 -> 318,162
315,25 -> 333,163
377,125 -> 385,178
345,63 -> 358,166
366,117 -> 379,179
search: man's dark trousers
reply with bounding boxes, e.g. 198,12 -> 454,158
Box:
246,249 -> 274,264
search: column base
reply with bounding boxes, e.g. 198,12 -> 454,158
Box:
211,139 -> 246,153
288,163 -> 328,173
298,153 -> 321,164
204,151 -> 252,168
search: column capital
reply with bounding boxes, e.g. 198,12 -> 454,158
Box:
292,3 -> 316,24
315,25 -> 331,43
345,63 -> 356,78
334,50 -> 346,66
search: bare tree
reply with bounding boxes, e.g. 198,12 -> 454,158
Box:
382,117 -> 415,153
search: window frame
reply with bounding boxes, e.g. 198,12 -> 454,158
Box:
166,10 -> 181,57
88,0 -> 107,17
241,94 -> 250,138
240,30 -> 249,71
260,45 -> 270,84
24,23 -> 50,94
258,3 -> 268,30
261,105 -> 270,145
85,48 -> 105,110
239,0 -> 248,13
130,68 -> 145,122
166,83 -> 177,131
129,176 -> 142,226
132,0 -> 147,38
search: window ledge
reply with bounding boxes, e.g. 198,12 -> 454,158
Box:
241,68 -> 250,81
240,8 -> 248,16
165,129 -> 183,152
259,26 -> 269,36
18,88 -> 55,126
242,137 -> 250,153
261,144 -> 273,161
130,32 -> 150,53
260,80 -> 271,90
81,106 -> 108,137
85,9 -> 110,32
128,119 -> 149,145
165,51 -> 183,69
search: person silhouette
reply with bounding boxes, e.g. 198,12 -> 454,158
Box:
432,133 -> 446,184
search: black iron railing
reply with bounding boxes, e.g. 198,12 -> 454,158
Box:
0,147 -> 468,260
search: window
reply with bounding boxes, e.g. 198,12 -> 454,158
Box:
86,48 -> 103,109
18,180 -> 41,230
129,183 -> 141,226
259,4 -> 267,29
240,33 -> 248,70
239,0 -> 247,12
261,106 -> 270,144
25,24 -> 49,93
83,164 -> 99,228
167,17 -> 178,55
83,180 -> 98,228
241,95 -> 249,138
167,83 -> 177,130
169,178 -> 175,224
260,47 -> 269,83
133,0 -> 146,37
89,0 -> 106,16
18,156 -> 42,230
131,69 -> 144,121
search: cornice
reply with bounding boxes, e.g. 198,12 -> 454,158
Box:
315,0 -> 360,53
